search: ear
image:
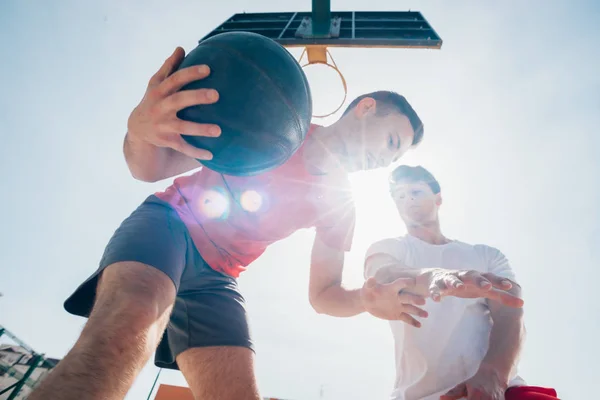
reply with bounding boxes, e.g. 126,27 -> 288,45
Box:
435,193 -> 443,207
409,140 -> 420,150
353,97 -> 377,119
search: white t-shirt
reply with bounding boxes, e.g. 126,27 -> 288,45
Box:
365,235 -> 526,400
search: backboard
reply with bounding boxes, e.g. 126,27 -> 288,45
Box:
202,11 -> 442,54
201,4 -> 443,117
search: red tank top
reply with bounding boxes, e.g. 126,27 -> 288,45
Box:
154,125 -> 356,277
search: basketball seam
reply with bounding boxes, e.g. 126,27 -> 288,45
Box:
204,140 -> 289,176
196,41 -> 308,146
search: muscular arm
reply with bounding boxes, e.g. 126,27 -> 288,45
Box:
308,232 -> 364,317
480,284 -> 525,379
123,132 -> 200,182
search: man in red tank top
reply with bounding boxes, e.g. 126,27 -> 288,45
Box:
30,48 -> 425,400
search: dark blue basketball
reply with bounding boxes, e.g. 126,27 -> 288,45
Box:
176,31 -> 312,176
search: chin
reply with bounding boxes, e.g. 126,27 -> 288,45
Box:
403,212 -> 427,224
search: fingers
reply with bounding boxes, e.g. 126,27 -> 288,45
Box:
443,274 -> 464,290
162,88 -> 219,114
397,291 -> 426,306
459,271 -> 492,290
148,47 -> 185,87
482,273 -> 513,290
399,303 -> 428,318
155,65 -> 212,98
397,312 -> 422,328
429,279 -> 446,302
170,119 -> 221,138
169,136 -> 213,160
486,288 -> 524,308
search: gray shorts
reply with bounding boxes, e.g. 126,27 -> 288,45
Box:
64,195 -> 253,370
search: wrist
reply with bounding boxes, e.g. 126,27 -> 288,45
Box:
125,130 -> 146,146
415,268 -> 440,286
478,361 -> 511,383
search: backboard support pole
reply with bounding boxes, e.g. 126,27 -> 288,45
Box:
311,0 -> 331,37
6,354 -> 43,400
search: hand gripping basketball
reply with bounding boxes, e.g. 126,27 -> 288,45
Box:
127,47 -> 222,161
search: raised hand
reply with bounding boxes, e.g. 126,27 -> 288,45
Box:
361,277 -> 428,327
424,270 -> 523,308
127,47 -> 222,160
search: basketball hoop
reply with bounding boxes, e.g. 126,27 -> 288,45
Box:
298,46 -> 348,119
202,9 -> 443,116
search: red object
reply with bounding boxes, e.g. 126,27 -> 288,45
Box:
155,125 -> 356,278
505,386 -> 559,399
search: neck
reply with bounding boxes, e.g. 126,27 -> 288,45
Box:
406,220 -> 449,245
302,119 -> 352,175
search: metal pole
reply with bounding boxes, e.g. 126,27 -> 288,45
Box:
145,368 -> 163,400
7,354 -> 44,400
0,381 -> 21,396
312,0 -> 331,36
0,325 -> 35,353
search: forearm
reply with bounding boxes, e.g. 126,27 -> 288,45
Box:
124,132 -> 167,181
310,284 -> 364,317
123,133 -> 198,182
481,306 -> 525,379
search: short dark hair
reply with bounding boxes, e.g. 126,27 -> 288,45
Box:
389,165 -> 441,194
342,91 -> 424,146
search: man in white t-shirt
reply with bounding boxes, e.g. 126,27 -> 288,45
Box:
363,166 -> 559,400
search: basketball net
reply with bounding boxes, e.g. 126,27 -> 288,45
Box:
298,46 -> 348,119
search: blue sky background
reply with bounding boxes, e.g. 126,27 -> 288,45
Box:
1,1 -> 599,399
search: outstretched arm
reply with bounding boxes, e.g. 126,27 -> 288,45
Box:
482,284 -> 525,378
442,284 -> 525,400
308,238 -> 428,323
308,232 -> 363,317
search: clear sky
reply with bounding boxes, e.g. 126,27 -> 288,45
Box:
1,1 -> 599,399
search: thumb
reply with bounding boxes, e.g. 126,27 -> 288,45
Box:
441,382 -> 467,400
364,277 -> 378,290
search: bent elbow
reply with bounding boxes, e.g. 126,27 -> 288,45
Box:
127,163 -> 161,183
309,293 -> 327,315
131,170 -> 161,183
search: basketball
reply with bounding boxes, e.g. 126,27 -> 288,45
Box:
176,31 -> 312,176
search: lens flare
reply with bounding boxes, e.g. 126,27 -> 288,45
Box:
198,189 -> 229,219
240,190 -> 263,212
